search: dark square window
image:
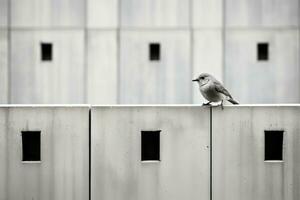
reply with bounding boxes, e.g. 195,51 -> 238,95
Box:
141,130 -> 160,161
265,130 -> 283,161
149,43 -> 160,61
22,131 -> 41,161
41,43 -> 52,61
257,43 -> 269,61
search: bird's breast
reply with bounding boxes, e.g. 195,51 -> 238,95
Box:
200,84 -> 223,102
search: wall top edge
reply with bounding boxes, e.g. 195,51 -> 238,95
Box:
0,104 -> 300,108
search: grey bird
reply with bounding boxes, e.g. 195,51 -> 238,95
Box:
193,73 -> 238,108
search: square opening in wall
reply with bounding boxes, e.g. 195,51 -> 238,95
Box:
41,43 -> 52,61
141,130 -> 160,161
22,131 -> 41,162
265,130 -> 283,161
149,43 -> 160,61
257,43 -> 269,61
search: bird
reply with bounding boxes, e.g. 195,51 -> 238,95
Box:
193,73 -> 238,108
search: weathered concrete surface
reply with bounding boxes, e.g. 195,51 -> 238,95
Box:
0,106 -> 89,200
193,0 -> 222,28
87,0 -> 118,28
10,30 -> 85,103
212,106 -> 300,200
87,30 -> 118,104
91,106 -> 210,200
0,30 -> 8,103
224,30 -> 299,104
0,0 -> 7,27
225,0 -> 299,27
121,0 -> 189,27
10,0 -> 85,27
193,30 -> 223,104
120,31 -> 191,104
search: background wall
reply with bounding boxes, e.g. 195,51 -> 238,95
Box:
0,105 -> 300,199
0,106 -> 89,200
0,0 -> 299,104
91,106 -> 210,200
212,106 -> 300,200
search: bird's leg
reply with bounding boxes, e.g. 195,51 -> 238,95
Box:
220,100 -> 224,110
202,101 -> 211,106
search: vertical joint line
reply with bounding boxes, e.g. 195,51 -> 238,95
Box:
83,0 -> 88,103
7,0 -> 11,103
116,0 -> 121,104
210,106 -> 213,200
88,109 -> 91,200
222,0 -> 226,83
189,0 -> 194,103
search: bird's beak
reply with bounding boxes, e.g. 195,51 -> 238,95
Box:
192,79 -> 198,82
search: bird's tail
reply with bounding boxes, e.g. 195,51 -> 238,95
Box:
228,98 -> 239,104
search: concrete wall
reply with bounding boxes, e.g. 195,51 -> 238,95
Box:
193,30 -> 223,104
91,106 -> 210,200
0,0 -> 7,27
121,0 -> 189,28
212,106 -> 300,200
11,0 -> 85,27
193,0 -> 222,28
87,0 -> 118,28
120,31 -> 192,104
225,30 -> 299,103
0,30 -> 8,103
87,30 -> 118,104
10,30 -> 85,103
0,106 -> 89,200
225,0 -> 299,27
1,0 -> 300,104
0,105 -> 299,200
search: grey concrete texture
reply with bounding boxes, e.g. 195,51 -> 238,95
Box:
0,105 -> 300,200
87,0 -> 118,28
212,106 -> 300,200
0,106 -> 89,200
0,0 -> 7,27
224,30 -> 299,104
121,0 -> 189,27
193,0 -> 223,28
1,0 -> 300,104
0,31 -> 8,103
120,31 -> 192,104
87,30 -> 118,104
91,106 -> 210,200
10,30 -> 85,104
10,0 -> 85,27
226,0 -> 299,27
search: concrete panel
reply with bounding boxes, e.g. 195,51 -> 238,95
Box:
0,0 -> 8,27
87,0 -> 118,28
226,0 -> 299,27
87,30 -> 117,104
91,106 -> 210,200
212,106 -> 300,200
120,31 -> 191,104
11,0 -> 85,27
10,30 -> 85,103
225,30 -> 299,104
121,0 -> 189,27
193,0 -> 222,28
0,106 -> 89,200
0,31 -> 8,103
193,30 -> 223,104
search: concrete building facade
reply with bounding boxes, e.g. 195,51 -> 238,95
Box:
0,105 -> 300,199
0,0 -> 299,104
0,106 -> 89,200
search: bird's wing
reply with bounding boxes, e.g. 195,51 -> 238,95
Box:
213,80 -> 233,99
